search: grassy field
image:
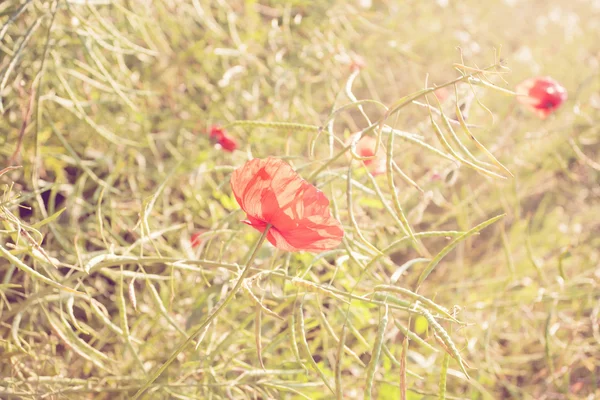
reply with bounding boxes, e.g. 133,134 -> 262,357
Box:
1,0 -> 599,399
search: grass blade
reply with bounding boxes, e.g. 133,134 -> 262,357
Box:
417,214 -> 505,288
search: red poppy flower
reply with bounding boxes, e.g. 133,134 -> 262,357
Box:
209,125 -> 238,152
346,133 -> 386,176
191,232 -> 204,248
434,87 -> 449,102
209,125 -> 225,140
430,171 -> 442,182
515,76 -> 567,119
216,134 -> 238,152
230,158 -> 344,252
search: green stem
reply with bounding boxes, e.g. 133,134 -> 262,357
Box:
225,120 -> 319,132
132,225 -> 271,399
439,354 -> 450,399
307,143 -> 353,182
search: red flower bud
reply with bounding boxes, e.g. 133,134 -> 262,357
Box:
516,76 -> 567,119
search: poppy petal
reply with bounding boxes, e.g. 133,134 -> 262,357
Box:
346,134 -> 386,176
231,158 -> 344,252
218,135 -> 238,152
191,232 -> 204,248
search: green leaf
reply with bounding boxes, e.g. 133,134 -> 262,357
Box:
417,214 -> 505,287
31,207 -> 66,229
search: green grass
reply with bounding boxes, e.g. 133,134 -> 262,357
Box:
1,0 -> 599,399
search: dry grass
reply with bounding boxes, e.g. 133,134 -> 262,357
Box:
1,0 -> 599,399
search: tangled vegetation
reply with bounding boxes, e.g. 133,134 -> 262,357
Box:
1,0 -> 599,399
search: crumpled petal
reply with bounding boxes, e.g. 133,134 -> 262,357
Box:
231,158 -> 344,252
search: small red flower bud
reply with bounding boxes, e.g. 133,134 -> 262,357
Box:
208,125 -> 238,152
191,232 -> 204,248
515,76 -> 567,119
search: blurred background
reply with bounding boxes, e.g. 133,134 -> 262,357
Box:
0,0 -> 599,399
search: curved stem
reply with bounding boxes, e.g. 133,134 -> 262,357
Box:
132,225 -> 271,399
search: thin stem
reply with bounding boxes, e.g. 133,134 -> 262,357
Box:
132,225 -> 271,399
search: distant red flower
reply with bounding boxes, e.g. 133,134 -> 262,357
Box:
515,76 -> 567,119
434,87 -> 449,102
216,134 -> 238,152
346,133 -> 386,176
191,231 -> 204,248
209,125 -> 225,140
209,125 -> 238,152
349,55 -> 366,72
230,158 -> 344,252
